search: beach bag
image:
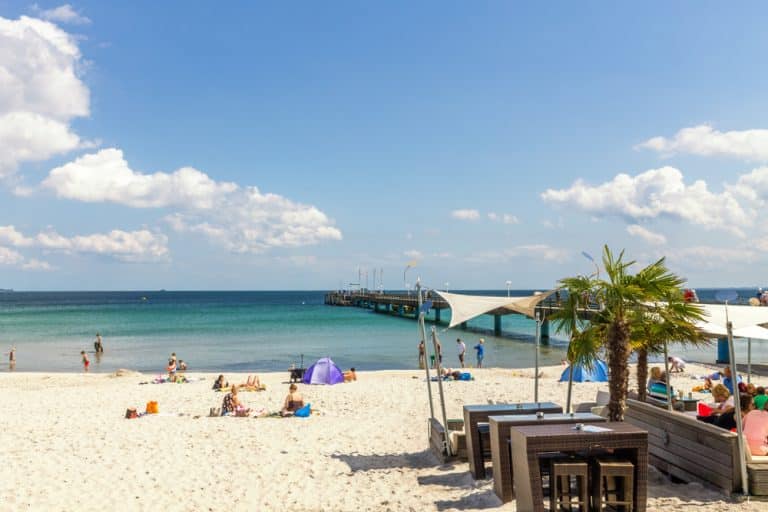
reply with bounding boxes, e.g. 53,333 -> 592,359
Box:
145,401 -> 159,414
125,407 -> 138,419
294,403 -> 311,418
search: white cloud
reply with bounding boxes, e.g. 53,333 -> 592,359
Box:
43,148 -> 342,253
0,225 -> 169,262
637,125 -> 768,161
451,209 -> 480,220
404,250 -> 423,259
33,4 -> 91,25
0,246 -> 23,265
0,14 -> 90,178
626,224 -> 667,246
44,148 -> 237,208
541,166 -> 752,235
666,246 -> 757,268
21,258 -> 54,271
488,212 -> 520,225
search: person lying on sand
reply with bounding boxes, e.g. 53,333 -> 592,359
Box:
281,383 -> 304,416
237,375 -> 265,391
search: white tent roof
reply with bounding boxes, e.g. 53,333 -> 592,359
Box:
434,290 -> 555,328
696,304 -> 768,340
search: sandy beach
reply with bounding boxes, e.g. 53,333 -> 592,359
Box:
0,363 -> 765,512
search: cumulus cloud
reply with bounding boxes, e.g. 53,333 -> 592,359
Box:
42,148 -> 342,253
637,125 -> 768,161
0,246 -> 24,265
488,212 -> 520,224
21,258 -> 54,271
32,4 -> 91,25
0,225 -> 168,262
452,209 -> 480,221
626,225 -> 667,246
541,166 -> 752,235
0,14 -> 90,178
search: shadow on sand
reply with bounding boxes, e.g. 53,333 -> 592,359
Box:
331,450 -> 442,472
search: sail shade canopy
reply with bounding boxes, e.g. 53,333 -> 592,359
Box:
434,290 -> 555,328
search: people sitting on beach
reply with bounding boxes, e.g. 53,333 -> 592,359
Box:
668,356 -> 685,373
744,398 -> 768,455
221,385 -> 250,416
646,367 -> 673,400
343,368 -> 357,382
705,366 -> 742,395
280,383 -> 304,416
212,374 -> 228,390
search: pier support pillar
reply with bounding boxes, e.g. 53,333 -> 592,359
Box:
717,337 -> 730,364
460,322 -> 468,330
494,315 -> 502,336
398,305 -> 404,317
373,303 -> 379,313
435,309 -> 441,322
541,320 -> 550,338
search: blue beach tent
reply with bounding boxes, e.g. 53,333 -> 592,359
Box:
302,357 -> 344,385
558,359 -> 608,383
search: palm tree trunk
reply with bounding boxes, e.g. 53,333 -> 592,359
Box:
637,347 -> 648,402
607,318 -> 631,421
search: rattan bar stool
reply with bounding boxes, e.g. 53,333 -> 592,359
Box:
549,459 -> 589,512
591,459 -> 634,512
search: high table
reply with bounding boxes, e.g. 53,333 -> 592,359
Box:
489,412 -> 606,503
510,422 -> 648,512
463,402 -> 562,479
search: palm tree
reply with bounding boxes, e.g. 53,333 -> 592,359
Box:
631,291 -> 706,402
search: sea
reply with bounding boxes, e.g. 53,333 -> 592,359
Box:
0,289 -> 765,373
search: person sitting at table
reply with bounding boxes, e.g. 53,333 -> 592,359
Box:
744,398 -> 768,455
714,393 -> 753,431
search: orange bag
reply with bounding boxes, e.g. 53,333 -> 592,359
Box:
145,401 -> 159,414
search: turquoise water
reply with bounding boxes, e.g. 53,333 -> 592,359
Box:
1,289 -> 765,373
0,291 -> 569,373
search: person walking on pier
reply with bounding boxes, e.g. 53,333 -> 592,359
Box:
418,340 -> 426,369
457,338 -> 466,368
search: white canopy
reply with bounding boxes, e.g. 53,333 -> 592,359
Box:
434,290 -> 555,328
695,304 -> 768,339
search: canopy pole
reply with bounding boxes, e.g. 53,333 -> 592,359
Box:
535,312 -> 541,403
727,319 -> 749,496
432,327 -> 452,456
663,342 -> 673,412
416,282 -> 435,422
748,338 -> 752,384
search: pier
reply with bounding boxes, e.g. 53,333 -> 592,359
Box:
324,291 -> 570,338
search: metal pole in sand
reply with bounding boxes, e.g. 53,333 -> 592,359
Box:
535,312 -> 541,403
417,281 -> 435,421
726,315 -> 749,496
663,341 -> 673,412
432,327 -> 452,456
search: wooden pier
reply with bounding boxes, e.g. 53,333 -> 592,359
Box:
324,291 -> 568,337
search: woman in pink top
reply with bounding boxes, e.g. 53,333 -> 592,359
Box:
743,408 -> 768,455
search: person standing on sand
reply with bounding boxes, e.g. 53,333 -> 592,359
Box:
456,338 -> 466,368
474,339 -> 484,368
94,333 -> 103,353
81,350 -> 90,372
418,340 -> 426,369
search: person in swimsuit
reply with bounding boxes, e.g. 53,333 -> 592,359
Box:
343,368 -> 357,382
94,333 -> 104,353
418,340 -> 426,369
221,385 -> 250,416
212,374 -> 228,390
81,350 -> 90,372
281,383 -> 304,416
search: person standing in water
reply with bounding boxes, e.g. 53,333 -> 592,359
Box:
8,346 -> 15,370
474,339 -> 485,368
81,350 -> 90,372
94,333 -> 104,353
418,340 -> 426,369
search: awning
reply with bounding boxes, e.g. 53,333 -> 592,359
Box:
434,290 -> 555,328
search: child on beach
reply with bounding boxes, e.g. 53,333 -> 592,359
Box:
474,339 -> 484,368
81,350 -> 90,372
344,368 -> 357,382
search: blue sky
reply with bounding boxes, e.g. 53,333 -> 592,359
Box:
1,2 -> 768,290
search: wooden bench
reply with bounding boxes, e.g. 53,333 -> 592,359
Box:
428,418 -> 467,463
624,398 -> 768,495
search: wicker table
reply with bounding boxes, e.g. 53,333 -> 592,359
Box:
463,402 -> 562,479
489,412 -> 606,503
510,422 -> 648,512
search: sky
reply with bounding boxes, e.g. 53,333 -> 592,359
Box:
1,2 -> 768,290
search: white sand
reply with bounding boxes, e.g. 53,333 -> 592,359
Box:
0,363 -> 765,511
